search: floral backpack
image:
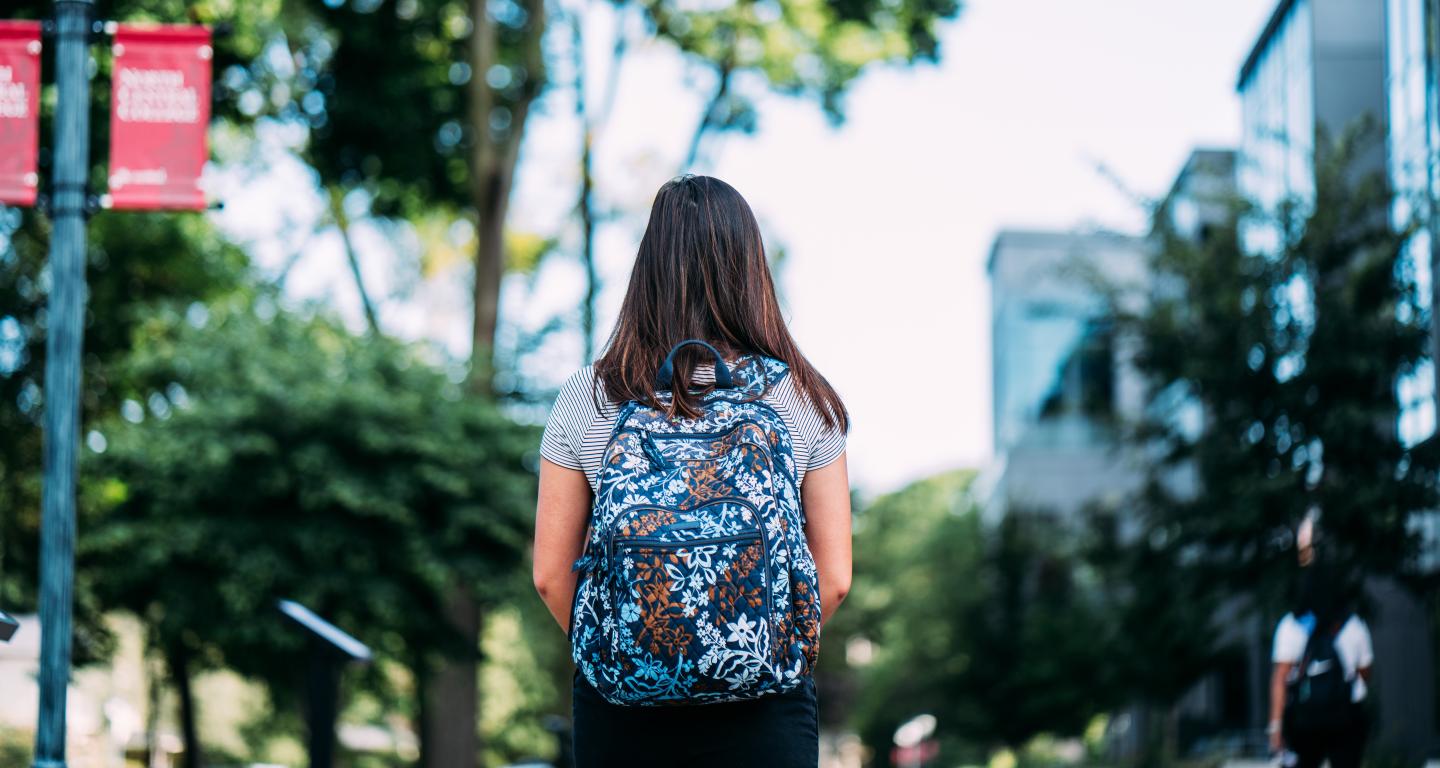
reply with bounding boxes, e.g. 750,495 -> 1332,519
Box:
568,339 -> 822,705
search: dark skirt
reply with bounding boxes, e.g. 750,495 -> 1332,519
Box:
571,672 -> 819,768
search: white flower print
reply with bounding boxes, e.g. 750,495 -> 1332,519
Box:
682,545 -> 716,570
725,614 -> 758,645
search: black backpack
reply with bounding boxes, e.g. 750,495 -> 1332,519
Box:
1283,616 -> 1354,741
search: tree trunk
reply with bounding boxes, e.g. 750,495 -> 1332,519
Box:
465,0 -> 544,393
415,0 -> 546,764
421,580 -> 482,768
682,29 -> 735,172
167,641 -> 202,768
145,653 -> 162,768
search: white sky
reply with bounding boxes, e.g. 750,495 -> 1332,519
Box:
217,0 -> 1280,496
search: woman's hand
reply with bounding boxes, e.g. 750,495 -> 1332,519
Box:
802,452 -> 852,626
533,459 -> 593,634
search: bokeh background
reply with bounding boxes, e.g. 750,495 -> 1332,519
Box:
1,0 -> 1438,766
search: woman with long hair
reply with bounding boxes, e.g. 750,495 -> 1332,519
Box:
533,174 -> 852,767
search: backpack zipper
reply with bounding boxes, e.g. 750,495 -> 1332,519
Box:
606,497 -> 765,565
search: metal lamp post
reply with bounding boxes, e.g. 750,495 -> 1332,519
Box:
34,1 -> 93,767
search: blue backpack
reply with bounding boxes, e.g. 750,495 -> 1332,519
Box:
568,340 -> 822,705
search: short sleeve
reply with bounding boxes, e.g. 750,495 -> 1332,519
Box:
1272,615 -> 1306,664
1351,618 -> 1374,668
808,419 -> 847,471
539,367 -> 595,472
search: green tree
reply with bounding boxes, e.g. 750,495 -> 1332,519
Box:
81,297 -> 536,765
828,472 -> 1120,763
0,212 -> 249,633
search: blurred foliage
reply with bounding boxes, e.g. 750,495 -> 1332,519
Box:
79,296 -> 537,721
285,0 -> 539,217
0,209 -> 250,630
826,471 -> 1121,764
636,0 -> 963,129
1105,119 -> 1440,737
283,0 -> 969,212
478,600 -> 568,766
0,725 -> 32,767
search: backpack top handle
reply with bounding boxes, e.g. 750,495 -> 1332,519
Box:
655,339 -> 736,391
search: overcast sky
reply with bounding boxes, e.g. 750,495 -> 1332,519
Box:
218,0 -> 1280,496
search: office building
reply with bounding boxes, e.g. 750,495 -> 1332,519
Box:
985,228 -> 1149,520
1387,0 -> 1439,445
1237,0 -> 1388,253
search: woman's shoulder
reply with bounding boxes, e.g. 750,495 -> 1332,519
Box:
555,365 -> 620,414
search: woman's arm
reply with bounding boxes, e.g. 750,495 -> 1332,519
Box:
1268,661 -> 1291,751
802,452 -> 852,626
533,459 -> 593,633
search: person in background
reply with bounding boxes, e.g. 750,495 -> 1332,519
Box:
1268,560 -> 1373,768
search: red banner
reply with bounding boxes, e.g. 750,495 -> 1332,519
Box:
107,25 -> 211,210
0,21 -> 42,207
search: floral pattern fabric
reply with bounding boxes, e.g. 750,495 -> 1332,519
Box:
569,354 -> 822,705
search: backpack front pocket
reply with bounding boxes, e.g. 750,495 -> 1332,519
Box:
607,528 -> 775,699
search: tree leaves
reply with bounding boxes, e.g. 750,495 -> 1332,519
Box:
80,299 -> 538,707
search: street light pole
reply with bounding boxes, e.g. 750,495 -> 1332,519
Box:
34,1 -> 93,766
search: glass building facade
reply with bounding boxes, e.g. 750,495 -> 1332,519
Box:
989,232 -> 1136,454
991,295 -> 1106,453
1238,0 -> 1316,255
1387,0 -> 1438,444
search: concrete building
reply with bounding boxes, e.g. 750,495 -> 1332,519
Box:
984,150 -> 1236,521
1166,149 -> 1240,242
985,152 -> 1258,752
985,228 -> 1149,521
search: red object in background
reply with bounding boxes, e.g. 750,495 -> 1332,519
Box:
107,24 -> 211,210
0,21 -> 42,206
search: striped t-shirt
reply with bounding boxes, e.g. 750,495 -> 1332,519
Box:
539,362 -> 847,492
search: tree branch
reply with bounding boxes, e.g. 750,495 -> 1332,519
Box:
328,188 -> 381,335
683,58 -> 732,171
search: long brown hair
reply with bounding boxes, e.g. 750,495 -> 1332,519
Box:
593,174 -> 849,432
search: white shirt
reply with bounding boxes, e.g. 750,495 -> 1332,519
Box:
1272,612 -> 1374,702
